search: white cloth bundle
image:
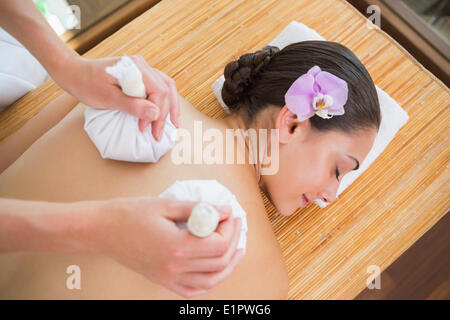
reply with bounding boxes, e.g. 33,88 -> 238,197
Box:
0,27 -> 48,110
84,56 -> 178,162
212,21 -> 409,208
158,180 -> 248,251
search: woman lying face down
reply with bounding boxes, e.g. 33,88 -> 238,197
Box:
0,41 -> 381,299
222,41 -> 381,215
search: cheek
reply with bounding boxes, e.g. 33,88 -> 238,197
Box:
297,144 -> 331,190
263,147 -> 306,215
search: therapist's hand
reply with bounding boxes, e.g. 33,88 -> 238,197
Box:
100,197 -> 244,298
0,0 -> 178,139
56,55 -> 180,140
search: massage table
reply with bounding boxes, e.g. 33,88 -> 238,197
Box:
0,0 -> 448,299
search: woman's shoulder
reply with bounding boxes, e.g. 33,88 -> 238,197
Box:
214,171 -> 289,298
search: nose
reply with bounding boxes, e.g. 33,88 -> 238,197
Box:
318,193 -> 336,204
317,183 -> 339,204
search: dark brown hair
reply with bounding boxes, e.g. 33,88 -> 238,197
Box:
222,41 -> 381,134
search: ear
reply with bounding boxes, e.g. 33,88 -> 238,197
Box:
275,105 -> 310,144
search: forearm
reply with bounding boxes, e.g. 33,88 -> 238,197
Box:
0,198 -> 104,254
0,0 -> 79,81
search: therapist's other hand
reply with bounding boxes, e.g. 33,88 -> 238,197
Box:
56,55 -> 180,140
129,55 -> 180,138
100,197 -> 244,298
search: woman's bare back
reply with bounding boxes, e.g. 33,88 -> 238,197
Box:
0,96 -> 289,299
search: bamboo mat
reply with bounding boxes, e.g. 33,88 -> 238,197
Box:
1,0 -> 449,299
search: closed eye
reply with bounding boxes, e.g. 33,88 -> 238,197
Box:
335,167 -> 340,181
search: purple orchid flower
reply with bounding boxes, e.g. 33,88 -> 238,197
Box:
284,65 -> 348,121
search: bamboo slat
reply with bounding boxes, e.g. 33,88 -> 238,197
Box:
0,0 -> 448,299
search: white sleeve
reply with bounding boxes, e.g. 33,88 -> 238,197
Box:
0,27 -> 48,110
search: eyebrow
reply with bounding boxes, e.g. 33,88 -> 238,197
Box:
346,154 -> 360,171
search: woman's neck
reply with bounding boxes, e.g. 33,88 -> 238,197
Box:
223,108 -> 277,190
223,113 -> 260,185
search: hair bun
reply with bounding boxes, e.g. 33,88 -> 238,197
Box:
222,45 -> 280,110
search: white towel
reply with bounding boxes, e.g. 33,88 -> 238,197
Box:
0,28 -> 48,110
158,180 -> 248,251
84,56 -> 178,163
212,21 -> 409,208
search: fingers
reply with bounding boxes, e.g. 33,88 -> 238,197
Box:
165,281 -> 209,299
112,87 -> 160,121
182,217 -> 243,272
132,55 -> 168,137
131,55 -> 166,99
169,93 -> 180,128
129,55 -> 180,138
216,205 -> 233,221
164,200 -> 231,223
163,200 -> 234,258
138,118 -> 152,133
154,69 -> 180,128
179,214 -> 237,258
157,201 -> 243,297
163,200 -> 201,221
177,248 -> 245,291
151,92 -> 170,141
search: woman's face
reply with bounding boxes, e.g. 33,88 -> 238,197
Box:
261,106 -> 377,216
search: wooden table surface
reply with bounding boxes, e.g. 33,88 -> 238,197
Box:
1,0 -> 449,299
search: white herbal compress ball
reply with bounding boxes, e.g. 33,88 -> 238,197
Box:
83,56 -> 178,163
158,180 -> 248,250
105,56 -> 146,98
187,202 -> 220,237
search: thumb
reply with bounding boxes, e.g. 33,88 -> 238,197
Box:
113,89 -> 160,121
164,200 -> 199,221
163,201 -> 232,222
